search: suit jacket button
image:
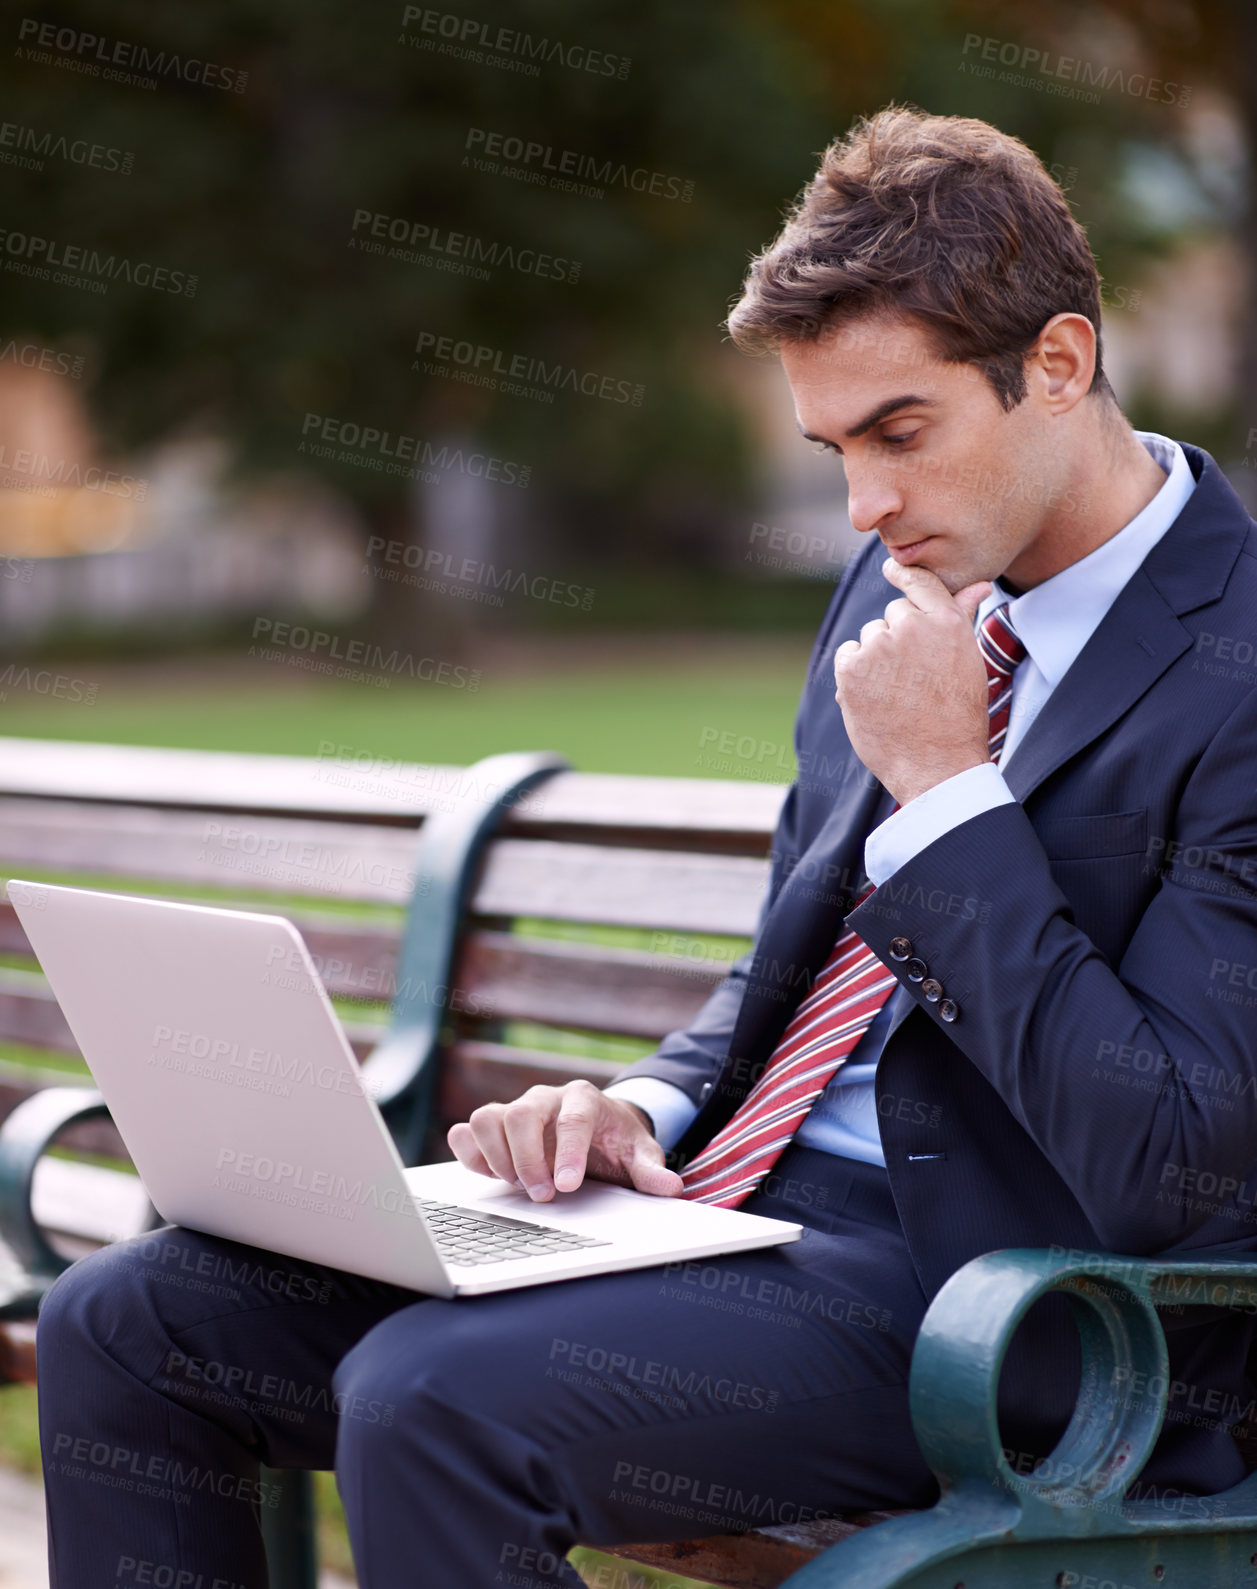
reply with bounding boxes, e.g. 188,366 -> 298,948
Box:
889,936 -> 912,961
922,978 -> 943,1002
700,1082 -> 714,1101
938,998 -> 960,1022
905,957 -> 927,982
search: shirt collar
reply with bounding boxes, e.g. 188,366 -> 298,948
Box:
976,431 -> 1196,688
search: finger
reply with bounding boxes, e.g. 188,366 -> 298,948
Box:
501,1092 -> 560,1201
466,1105 -> 522,1187
953,580 -> 993,623
881,596 -> 916,632
553,1085 -> 599,1192
880,557 -> 955,616
447,1121 -> 495,1179
626,1138 -> 684,1198
833,638 -> 861,689
858,617 -> 889,645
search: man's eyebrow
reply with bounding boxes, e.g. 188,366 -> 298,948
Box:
797,394 -> 936,445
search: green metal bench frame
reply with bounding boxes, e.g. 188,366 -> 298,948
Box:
3,750 -> 1257,1588
787,1248 -> 1257,1587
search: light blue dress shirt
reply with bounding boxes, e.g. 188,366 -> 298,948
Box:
607,432 -> 1196,1164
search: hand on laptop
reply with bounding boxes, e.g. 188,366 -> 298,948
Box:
448,1081 -> 684,1203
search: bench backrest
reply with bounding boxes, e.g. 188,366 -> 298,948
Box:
0,737 -> 784,1232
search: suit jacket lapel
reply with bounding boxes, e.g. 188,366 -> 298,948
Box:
1000,445 -> 1244,803
999,568 -> 1191,804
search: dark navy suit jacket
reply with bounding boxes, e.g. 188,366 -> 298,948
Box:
617,443 -> 1257,1473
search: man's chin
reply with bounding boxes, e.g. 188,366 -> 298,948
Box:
925,564 -> 964,595
934,565 -> 1000,598
886,541 -> 995,597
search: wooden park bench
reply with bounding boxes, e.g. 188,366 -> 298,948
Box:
1,733 -> 1257,1588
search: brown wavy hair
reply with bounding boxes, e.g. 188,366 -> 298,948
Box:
727,105 -> 1114,412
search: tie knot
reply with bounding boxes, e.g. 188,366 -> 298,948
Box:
978,603 -> 1026,682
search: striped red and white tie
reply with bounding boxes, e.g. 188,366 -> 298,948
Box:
680,604 -> 1027,1207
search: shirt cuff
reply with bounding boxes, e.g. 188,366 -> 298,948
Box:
603,1077 -> 700,1151
864,762 -> 1016,886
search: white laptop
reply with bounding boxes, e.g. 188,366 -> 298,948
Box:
6,880 -> 800,1297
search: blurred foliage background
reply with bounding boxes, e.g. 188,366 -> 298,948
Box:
0,0 -> 1252,689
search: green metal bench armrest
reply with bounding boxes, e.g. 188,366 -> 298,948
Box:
910,1246 -> 1172,1511
365,748 -> 570,1163
784,1246 -> 1257,1587
0,1085 -> 112,1312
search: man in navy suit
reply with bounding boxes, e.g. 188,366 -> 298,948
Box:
38,106 -> 1257,1588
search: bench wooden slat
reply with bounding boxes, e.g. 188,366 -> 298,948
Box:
511,774 -> 784,854
0,738 -> 460,825
0,798 -> 419,904
284,918 -> 401,997
0,805 -> 771,933
0,902 -> 27,956
0,737 -> 786,846
0,967 -> 77,1052
0,1320 -> 36,1382
435,1040 -> 623,1127
599,1512 -> 911,1589
475,840 -> 769,935
458,931 -> 727,1039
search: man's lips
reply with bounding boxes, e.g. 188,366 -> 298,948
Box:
884,536 -> 934,563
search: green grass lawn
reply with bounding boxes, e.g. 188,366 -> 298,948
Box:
0,642 -> 808,778
0,640 -> 795,1586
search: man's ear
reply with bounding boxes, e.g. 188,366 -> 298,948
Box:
1028,312 -> 1096,416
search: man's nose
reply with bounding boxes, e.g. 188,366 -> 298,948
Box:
844,464 -> 902,537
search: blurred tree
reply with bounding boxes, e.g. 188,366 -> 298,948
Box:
0,0 -> 1243,647
0,0 -> 830,642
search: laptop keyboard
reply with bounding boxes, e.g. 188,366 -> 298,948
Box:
413,1196 -> 612,1266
